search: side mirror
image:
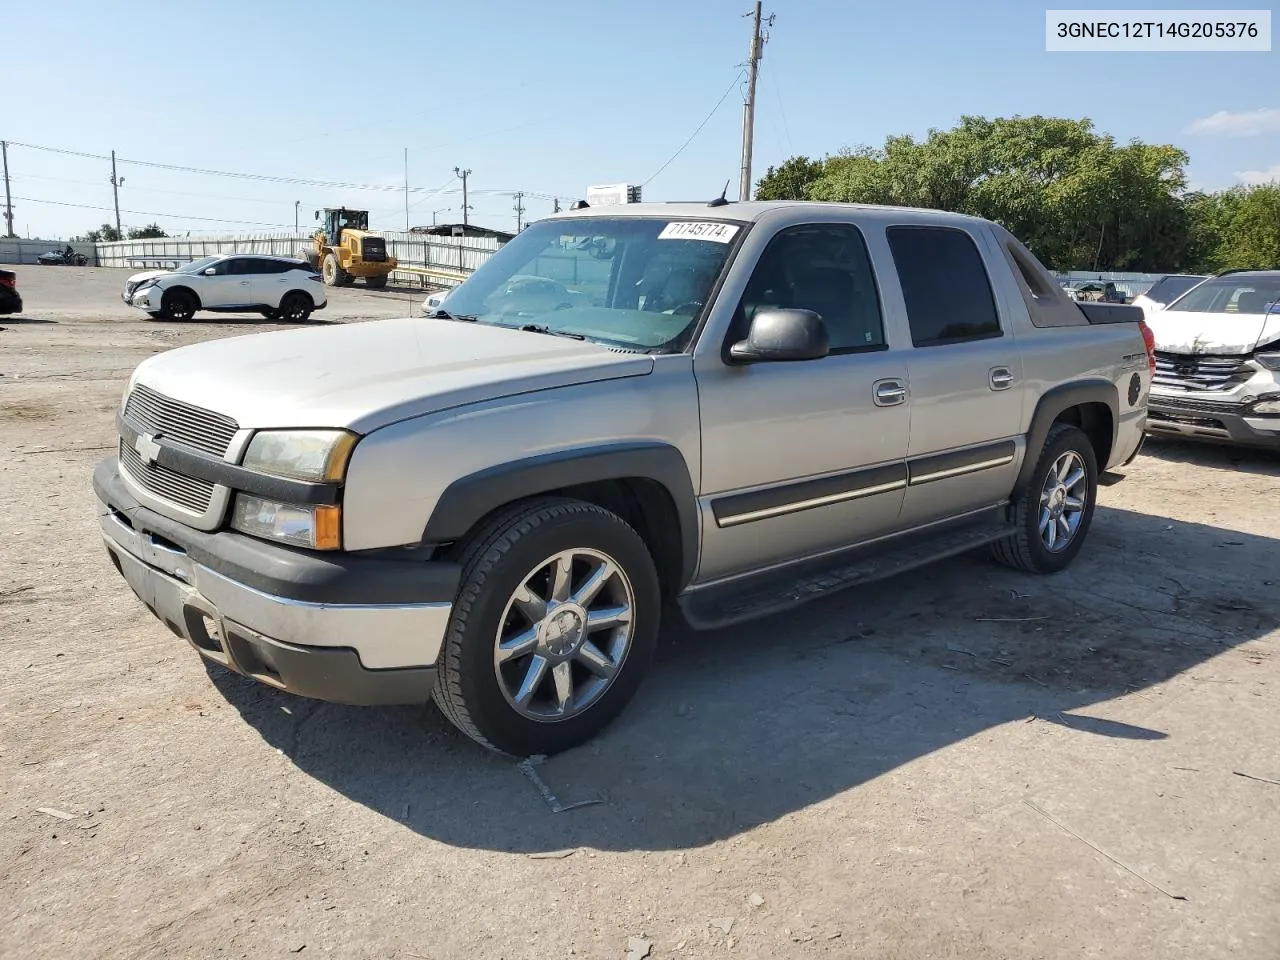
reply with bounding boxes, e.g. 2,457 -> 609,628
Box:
728,309 -> 830,363
203,267 -> 217,276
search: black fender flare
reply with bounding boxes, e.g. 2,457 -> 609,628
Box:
1014,379 -> 1119,496
421,442 -> 700,588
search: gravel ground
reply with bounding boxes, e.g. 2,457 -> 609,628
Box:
2,265 -> 1278,960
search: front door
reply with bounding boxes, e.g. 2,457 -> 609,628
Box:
190,257 -> 241,308
693,221 -> 911,583
883,224 -> 1026,528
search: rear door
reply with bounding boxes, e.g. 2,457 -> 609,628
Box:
885,224 -> 1026,528
249,259 -> 292,307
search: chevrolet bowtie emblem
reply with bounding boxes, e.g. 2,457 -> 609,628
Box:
134,433 -> 162,466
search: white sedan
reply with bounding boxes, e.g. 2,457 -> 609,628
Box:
123,254 -> 327,323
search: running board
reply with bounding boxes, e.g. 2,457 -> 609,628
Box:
679,517 -> 1017,631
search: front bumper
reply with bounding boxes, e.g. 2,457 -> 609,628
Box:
124,286 -> 156,310
1147,394 -> 1280,448
95,458 -> 459,705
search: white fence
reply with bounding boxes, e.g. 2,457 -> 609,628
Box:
90,232 -> 504,288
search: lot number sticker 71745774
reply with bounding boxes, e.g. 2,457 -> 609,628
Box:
657,221 -> 740,243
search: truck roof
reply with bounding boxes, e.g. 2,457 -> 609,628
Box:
544,200 -> 989,227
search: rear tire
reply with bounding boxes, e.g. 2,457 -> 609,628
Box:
365,274 -> 388,289
160,288 -> 198,322
277,293 -> 313,323
991,423 -> 1098,574
433,497 -> 661,756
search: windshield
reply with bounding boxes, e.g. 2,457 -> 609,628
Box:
1143,275 -> 1208,304
176,256 -> 221,275
1167,276 -> 1280,315
435,216 -> 744,350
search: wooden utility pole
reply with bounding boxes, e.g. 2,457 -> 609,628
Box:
513,191 -> 525,232
109,150 -> 124,239
738,2 -> 772,202
1,141 -> 15,238
454,166 -> 472,226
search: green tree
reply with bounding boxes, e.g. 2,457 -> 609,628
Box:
127,223 -> 169,240
84,223 -> 122,243
1217,184 -> 1280,269
755,156 -> 825,200
782,116 -> 1197,271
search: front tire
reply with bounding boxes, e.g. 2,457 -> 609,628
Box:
433,497 -> 661,756
321,254 -> 350,287
991,423 -> 1098,574
160,289 -> 198,322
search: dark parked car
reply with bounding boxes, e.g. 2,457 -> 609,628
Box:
0,269 -> 22,314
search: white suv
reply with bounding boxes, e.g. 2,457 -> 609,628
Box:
123,255 -> 327,323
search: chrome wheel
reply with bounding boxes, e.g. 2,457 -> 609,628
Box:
494,548 -> 635,722
1038,450 -> 1088,552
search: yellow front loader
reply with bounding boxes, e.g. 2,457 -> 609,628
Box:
300,208 -> 397,288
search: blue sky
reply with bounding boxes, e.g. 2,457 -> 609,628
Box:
5,0 -> 1277,239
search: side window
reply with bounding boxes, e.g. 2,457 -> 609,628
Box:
206,259 -> 233,276
887,226 -> 1002,347
1005,240 -> 1055,299
734,223 -> 885,353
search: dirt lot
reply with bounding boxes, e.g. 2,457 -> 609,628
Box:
2,265 -> 1278,960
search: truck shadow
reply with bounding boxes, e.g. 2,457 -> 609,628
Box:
208,504 -> 1278,853
1142,436 -> 1280,477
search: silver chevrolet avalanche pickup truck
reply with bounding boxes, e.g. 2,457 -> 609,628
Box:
95,202 -> 1154,755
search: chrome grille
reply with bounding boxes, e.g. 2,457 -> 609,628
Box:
1153,352 -> 1252,393
123,384 -> 238,456
119,439 -> 215,513
1149,395 -> 1244,415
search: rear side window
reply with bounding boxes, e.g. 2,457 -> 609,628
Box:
1144,275 -> 1207,305
887,226 -> 1002,347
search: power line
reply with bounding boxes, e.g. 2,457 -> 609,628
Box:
5,139 -> 582,206
9,171 -> 305,206
642,71 -> 745,187
7,140 -> 460,195
11,195 -> 294,229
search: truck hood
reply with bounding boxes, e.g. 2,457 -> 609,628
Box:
1145,309 -> 1280,355
129,317 -> 654,433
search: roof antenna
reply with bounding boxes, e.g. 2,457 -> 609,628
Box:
708,180 -> 731,208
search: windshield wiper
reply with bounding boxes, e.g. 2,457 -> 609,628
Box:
517,324 -> 586,340
429,309 -> 478,322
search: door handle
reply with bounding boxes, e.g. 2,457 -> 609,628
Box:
873,379 -> 907,407
989,367 -> 1014,390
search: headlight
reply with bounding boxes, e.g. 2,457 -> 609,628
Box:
241,429 -> 356,482
1255,352 -> 1280,372
231,495 -> 342,550
1250,396 -> 1280,415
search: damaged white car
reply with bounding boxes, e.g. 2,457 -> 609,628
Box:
1145,269 -> 1280,448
